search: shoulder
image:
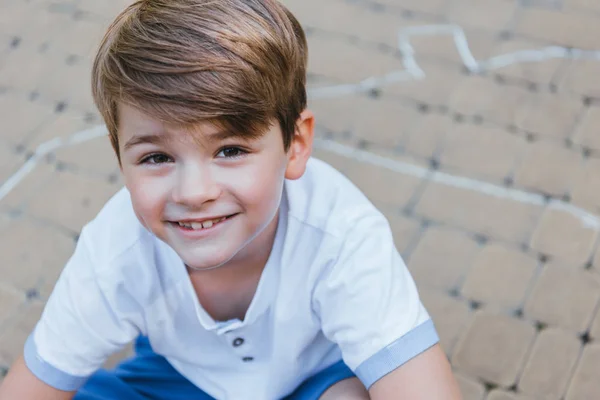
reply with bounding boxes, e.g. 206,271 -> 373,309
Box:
285,157 -> 387,239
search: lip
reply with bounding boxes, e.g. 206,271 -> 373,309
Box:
168,213 -> 237,239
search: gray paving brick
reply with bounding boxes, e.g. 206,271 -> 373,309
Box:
565,344 -> 600,400
455,372 -> 486,400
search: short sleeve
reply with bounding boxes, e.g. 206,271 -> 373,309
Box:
313,212 -> 439,389
24,228 -> 141,391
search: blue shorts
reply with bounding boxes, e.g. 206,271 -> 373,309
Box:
74,336 -> 355,400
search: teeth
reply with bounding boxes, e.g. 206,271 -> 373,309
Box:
178,217 -> 228,230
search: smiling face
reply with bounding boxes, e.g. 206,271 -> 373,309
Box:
117,103 -> 313,271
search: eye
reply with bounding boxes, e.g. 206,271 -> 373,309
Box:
217,146 -> 247,159
140,153 -> 173,165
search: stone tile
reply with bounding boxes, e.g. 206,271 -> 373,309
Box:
0,162 -> 57,211
515,8 -> 600,50
383,61 -> 464,108
382,210 -> 421,255
529,208 -> 598,266
407,225 -> 480,291
560,60 -> 600,98
447,0 -> 517,32
483,84 -> 537,128
0,286 -> 25,329
78,0 -> 133,19
491,39 -> 568,86
590,303 -> 600,340
309,94 -> 363,135
0,217 -> 75,294
461,244 -> 538,311
564,0 -> 600,11
514,140 -> 584,198
307,35 -> 404,83
352,96 -> 423,148
0,95 -> 56,145
27,170 -> 120,233
344,158 -> 423,212
518,328 -> 581,400
524,263 -> 600,334
311,148 -> 358,175
53,134 -> 117,176
448,75 -> 499,116
455,372 -> 485,400
23,111 -> 100,149
414,182 -> 543,244
407,27 -> 498,66
570,157 -> 600,215
565,344 -> 600,400
487,390 -> 535,400
452,311 -> 536,387
0,301 -> 45,366
518,93 -> 582,139
374,0 -> 448,14
0,142 -> 24,184
419,288 -> 472,356
572,105 -> 600,152
438,123 -> 525,183
402,113 -> 455,160
50,19 -> 106,58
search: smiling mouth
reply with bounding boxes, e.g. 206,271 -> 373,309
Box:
171,214 -> 237,230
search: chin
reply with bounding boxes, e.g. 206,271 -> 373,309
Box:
182,250 -> 237,271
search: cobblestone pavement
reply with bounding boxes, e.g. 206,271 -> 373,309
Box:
2,0 -> 600,398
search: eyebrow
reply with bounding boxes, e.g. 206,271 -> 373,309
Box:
123,130 -> 246,151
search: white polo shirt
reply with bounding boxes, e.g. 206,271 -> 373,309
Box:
25,157 -> 438,399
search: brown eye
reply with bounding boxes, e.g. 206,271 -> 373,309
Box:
141,153 -> 172,164
218,147 -> 247,159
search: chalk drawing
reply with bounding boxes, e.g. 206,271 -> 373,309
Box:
2,24 -> 600,231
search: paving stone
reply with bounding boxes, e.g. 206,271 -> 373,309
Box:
0,162 -> 57,212
415,182 -> 543,244
452,311 -> 536,388
455,372 -> 486,400
514,140 -> 584,198
0,217 -> 75,294
407,225 -> 480,291
491,38 -> 569,86
402,113 -> 455,160
407,27 -> 498,66
446,0 -> 518,32
0,286 -> 25,329
438,123 -> 525,184
524,263 -> 600,334
374,0 -> 449,14
590,301 -> 600,340
483,84 -> 537,128
529,208 -> 598,266
419,288 -> 472,356
515,8 -> 600,50
572,105 -> 600,152
565,344 -> 600,400
344,157 -> 424,211
382,61 -> 464,108
518,328 -> 581,399
486,390 -> 535,400
27,169 -> 120,233
53,134 -> 117,176
351,96 -> 423,148
560,60 -> 600,98
0,301 -> 44,366
78,0 -> 134,19
448,75 -> 499,116
563,0 -> 600,13
461,244 -> 538,311
309,95 -> 363,135
517,93 -> 582,139
311,147 -> 359,175
0,142 -> 24,185
307,35 -> 405,83
0,95 -> 56,145
570,157 -> 600,215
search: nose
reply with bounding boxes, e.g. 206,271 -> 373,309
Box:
171,163 -> 221,206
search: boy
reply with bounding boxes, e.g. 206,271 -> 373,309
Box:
0,0 -> 461,398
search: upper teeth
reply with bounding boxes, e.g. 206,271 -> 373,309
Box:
178,217 -> 226,230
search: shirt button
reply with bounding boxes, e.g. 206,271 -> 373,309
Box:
232,338 -> 244,347
242,356 -> 254,362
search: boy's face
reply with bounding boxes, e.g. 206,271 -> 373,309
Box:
117,103 -> 313,270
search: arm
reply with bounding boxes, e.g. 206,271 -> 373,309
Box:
369,344 -> 462,400
0,356 -> 74,400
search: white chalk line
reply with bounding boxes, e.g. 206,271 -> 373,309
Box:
309,24 -> 600,98
1,24 -> 600,230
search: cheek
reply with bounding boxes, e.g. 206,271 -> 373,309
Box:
124,172 -> 170,225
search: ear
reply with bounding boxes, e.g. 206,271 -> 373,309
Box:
285,109 -> 314,180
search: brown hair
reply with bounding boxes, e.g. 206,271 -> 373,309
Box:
92,0 -> 308,160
